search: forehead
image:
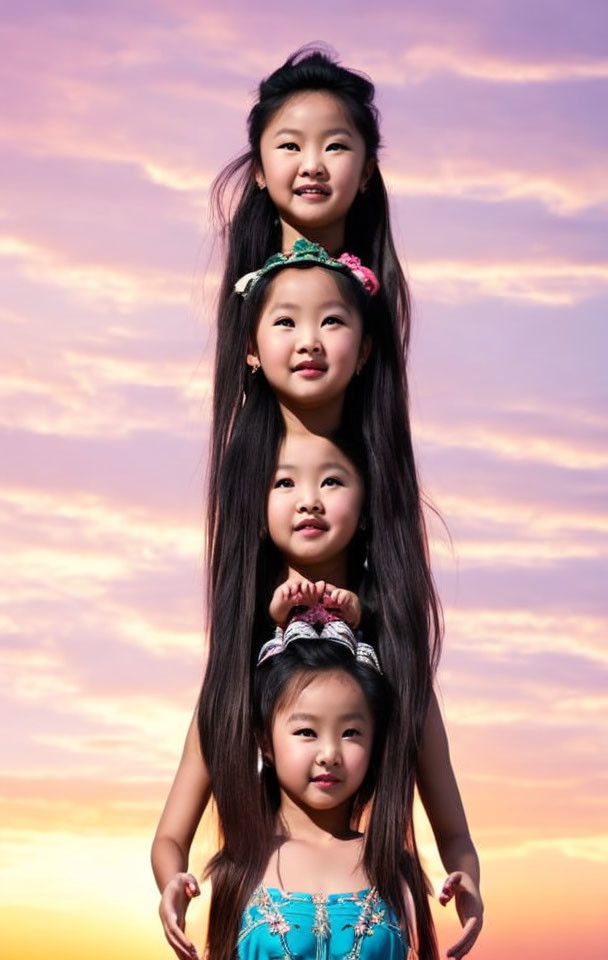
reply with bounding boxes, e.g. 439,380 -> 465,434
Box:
277,432 -> 357,473
275,669 -> 370,719
263,90 -> 357,136
263,266 -> 351,308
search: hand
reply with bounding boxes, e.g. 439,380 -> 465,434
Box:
269,577 -> 319,626
440,871 -> 484,959
322,584 -> 361,629
159,872 -> 201,960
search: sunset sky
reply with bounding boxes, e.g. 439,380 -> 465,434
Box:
1,2 -> 606,959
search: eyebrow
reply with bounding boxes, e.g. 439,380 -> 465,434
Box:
274,462 -> 351,474
320,462 -> 350,472
266,301 -> 351,313
267,301 -> 299,311
272,127 -> 354,139
287,711 -> 368,723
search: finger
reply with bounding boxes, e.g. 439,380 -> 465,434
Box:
446,916 -> 481,959
185,875 -> 200,898
443,871 -> 462,889
165,921 -> 199,960
439,872 -> 461,902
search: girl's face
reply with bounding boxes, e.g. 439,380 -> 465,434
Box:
269,669 -> 374,816
267,433 -> 364,579
257,91 -> 372,250
252,267 -> 369,414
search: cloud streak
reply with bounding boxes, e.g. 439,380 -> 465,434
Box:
1,4 -> 606,959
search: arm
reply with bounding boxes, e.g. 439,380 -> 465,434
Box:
151,708 -> 212,960
417,690 -> 483,959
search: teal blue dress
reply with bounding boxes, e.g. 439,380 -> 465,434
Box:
237,885 -> 409,959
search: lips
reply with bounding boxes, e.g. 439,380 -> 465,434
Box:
311,774 -> 340,785
292,360 -> 327,373
294,184 -> 330,196
294,517 -> 328,532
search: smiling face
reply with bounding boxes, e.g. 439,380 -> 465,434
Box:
258,91 -> 372,252
269,669 -> 374,817
252,266 -> 368,418
267,432 -> 364,583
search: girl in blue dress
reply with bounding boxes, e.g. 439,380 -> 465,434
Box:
237,619 -> 414,960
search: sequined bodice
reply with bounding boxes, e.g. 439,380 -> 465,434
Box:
238,885 -> 409,959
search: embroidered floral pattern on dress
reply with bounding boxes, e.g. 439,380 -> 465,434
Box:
238,885 -> 408,959
311,893 -> 330,939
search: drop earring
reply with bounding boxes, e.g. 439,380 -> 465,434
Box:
247,354 -> 261,375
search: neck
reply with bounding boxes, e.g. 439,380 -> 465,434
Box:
280,219 -> 345,256
287,553 -> 348,588
279,397 -> 344,437
278,789 -> 354,842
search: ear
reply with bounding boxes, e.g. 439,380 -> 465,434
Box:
253,162 -> 266,191
356,335 -> 372,374
246,352 -> 261,372
257,733 -> 274,766
360,157 -> 376,193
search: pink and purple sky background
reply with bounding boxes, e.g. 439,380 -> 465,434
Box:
1,2 -> 606,958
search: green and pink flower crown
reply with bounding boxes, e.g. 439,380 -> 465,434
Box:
234,238 -> 380,299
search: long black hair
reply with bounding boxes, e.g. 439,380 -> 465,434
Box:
205,638 -> 437,960
208,45 -> 411,568
199,268 -> 441,955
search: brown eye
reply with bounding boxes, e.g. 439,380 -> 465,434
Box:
321,476 -> 344,488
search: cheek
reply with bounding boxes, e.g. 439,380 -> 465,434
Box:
330,331 -> 364,373
333,154 -> 366,193
257,335 -> 289,373
267,499 -> 288,542
348,743 -> 373,782
337,511 -> 360,543
330,496 -> 363,538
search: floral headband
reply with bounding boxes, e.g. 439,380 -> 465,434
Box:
234,238 -> 380,299
256,607 -> 382,674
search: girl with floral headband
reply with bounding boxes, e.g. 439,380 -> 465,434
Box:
153,248 -> 482,959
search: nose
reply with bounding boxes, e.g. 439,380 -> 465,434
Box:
295,327 -> 323,355
316,737 -> 341,767
298,147 -> 327,180
296,490 -> 323,514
